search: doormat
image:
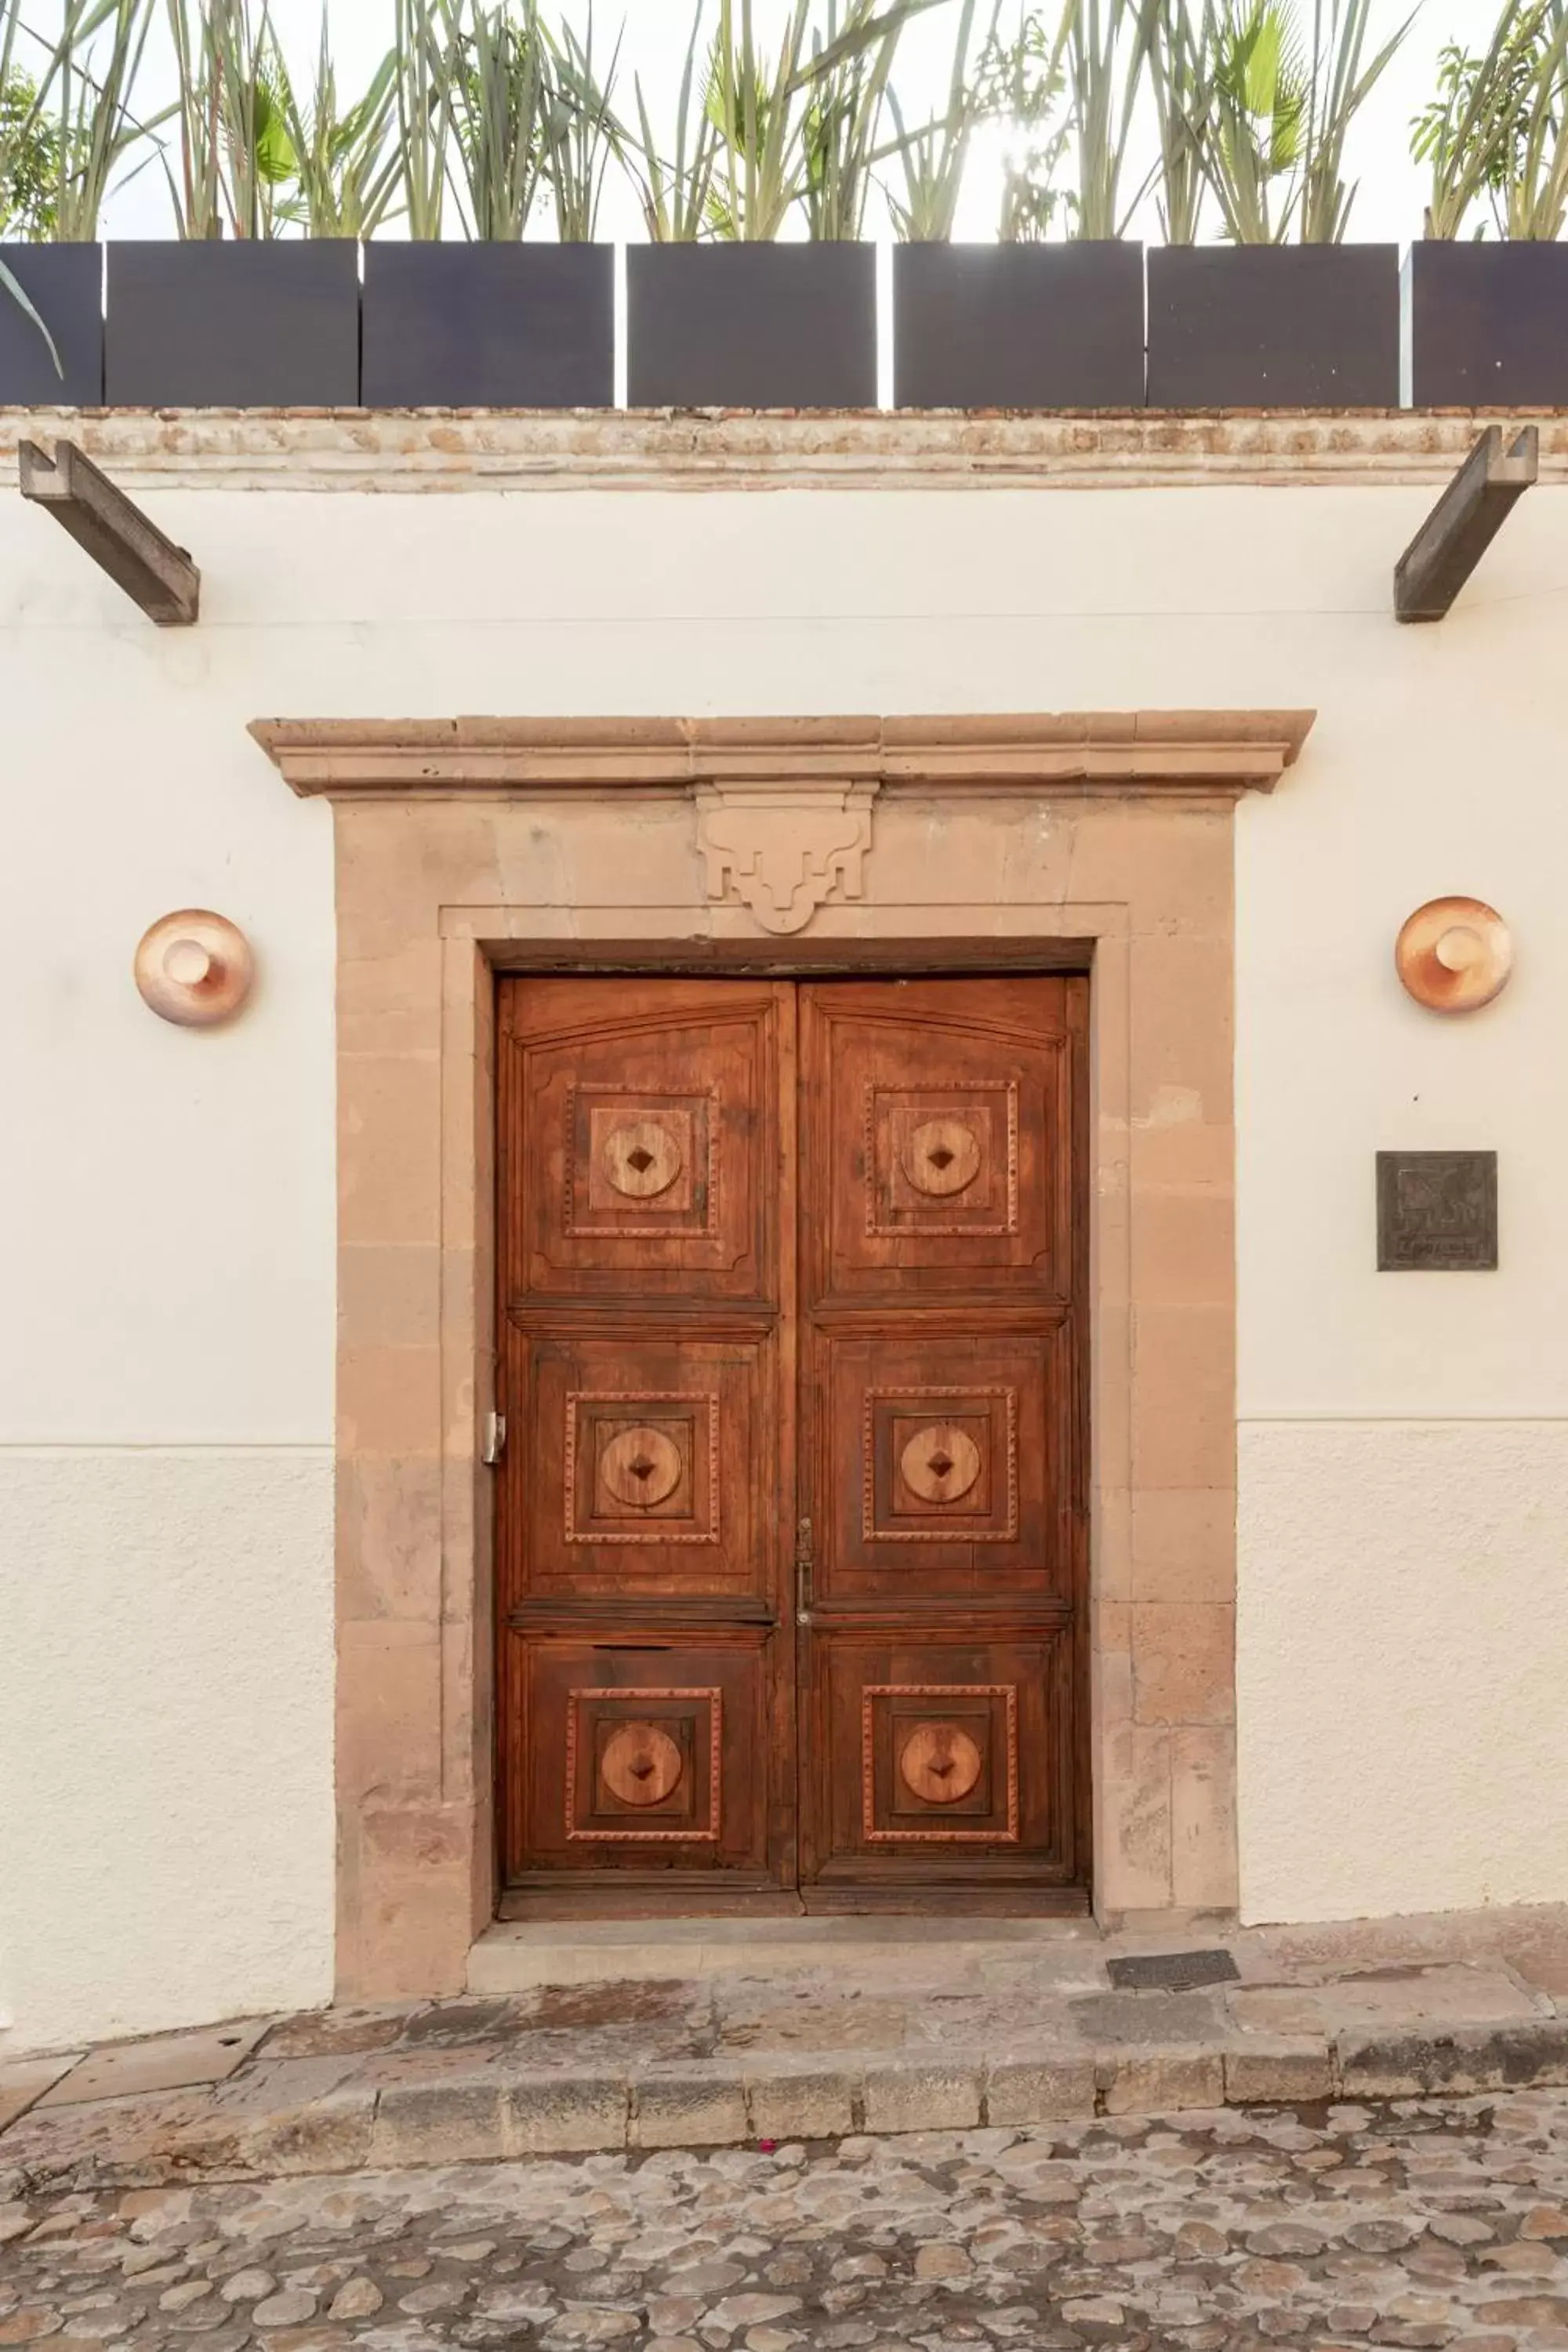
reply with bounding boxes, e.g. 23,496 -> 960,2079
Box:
1106,1947 -> 1241,1992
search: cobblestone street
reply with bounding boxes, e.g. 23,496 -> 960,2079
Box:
4,2092 -> 1567,2352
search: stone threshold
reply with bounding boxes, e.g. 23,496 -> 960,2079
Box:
467,1916 -> 1105,1992
2,1902 -> 1566,2194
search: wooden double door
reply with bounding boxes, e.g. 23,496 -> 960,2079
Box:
496,975 -> 1089,1913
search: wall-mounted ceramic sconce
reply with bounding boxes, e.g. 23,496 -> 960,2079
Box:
134,910 -> 255,1026
1396,896 -> 1512,1014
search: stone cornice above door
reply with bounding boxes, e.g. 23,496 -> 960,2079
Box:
249,710 -> 1314,802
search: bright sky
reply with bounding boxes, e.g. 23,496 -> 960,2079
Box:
72,0 -> 1475,243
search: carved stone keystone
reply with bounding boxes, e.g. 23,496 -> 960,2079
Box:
695,778 -> 880,935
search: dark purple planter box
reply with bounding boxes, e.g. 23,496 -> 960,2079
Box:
894,241 -> 1145,408
1148,245 -> 1399,407
105,241 -> 359,407
0,244 -> 103,405
362,243 -> 613,406
628,242 -> 876,408
1406,240 -> 1568,405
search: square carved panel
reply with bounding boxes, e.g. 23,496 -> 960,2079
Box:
865,1081 -> 1018,1238
862,1386 -> 1019,1544
566,1087 -> 718,1240
510,1639 -> 768,1877
564,1392 -> 720,1545
811,1633 -> 1071,1874
862,1683 -> 1020,1844
1377,1149 -> 1498,1272
522,1339 -> 762,1595
565,1686 -> 722,1842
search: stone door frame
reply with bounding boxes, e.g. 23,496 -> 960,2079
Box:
253,710 -> 1313,2003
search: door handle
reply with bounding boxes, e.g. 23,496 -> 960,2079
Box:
794,1516 -> 814,1627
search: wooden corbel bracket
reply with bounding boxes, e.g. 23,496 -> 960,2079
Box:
1395,424 -> 1538,624
19,437 -> 200,626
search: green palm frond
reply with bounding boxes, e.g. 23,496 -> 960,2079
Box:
543,6 -> 624,241
273,22 -> 401,236
0,248 -> 61,372
885,0 -> 1001,242
1298,0 -> 1415,244
1058,0 -> 1157,243
49,0 -> 170,242
1142,0 -> 1212,244
628,0 -> 720,239
444,0 -> 552,241
1200,0 -> 1308,240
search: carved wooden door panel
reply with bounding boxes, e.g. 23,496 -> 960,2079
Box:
496,978 -> 796,1904
497,974 -> 1087,1913
797,979 -> 1088,1909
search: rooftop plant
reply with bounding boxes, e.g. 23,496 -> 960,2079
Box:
984,6 -> 1072,238
630,0 -> 941,242
628,0 -> 721,237
1298,0 -> 1415,241
1058,0 -> 1154,239
445,0 -> 551,238
2,67 -> 60,237
390,0 -> 459,237
542,6 -> 623,238
1199,0 -> 1308,241
1142,0 -> 1211,239
164,0 -> 298,237
1155,0 -> 1410,243
272,19 -> 402,236
47,0 -> 167,241
703,0 -> 816,241
0,0 -> 1556,259
798,0 -> 934,238
885,0 -> 1000,239
1414,0 -> 1568,238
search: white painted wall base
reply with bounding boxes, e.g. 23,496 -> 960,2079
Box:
1237,1419 -> 1568,1924
0,1449 -> 333,2055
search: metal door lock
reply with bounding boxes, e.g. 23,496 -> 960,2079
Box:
481,1412 -> 506,1468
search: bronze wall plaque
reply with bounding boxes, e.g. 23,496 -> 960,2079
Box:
1377,1149 -> 1497,1271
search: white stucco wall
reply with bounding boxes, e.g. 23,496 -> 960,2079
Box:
3,449 -> 1566,2047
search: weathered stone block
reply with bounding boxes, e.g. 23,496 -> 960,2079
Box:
506,2072 -> 628,2155
861,2062 -> 982,2135
983,2054 -> 1097,2125
1336,2018 -> 1568,2099
367,2078 -> 505,2167
746,2067 -> 858,2143
631,2070 -> 747,2149
1224,2039 -> 1334,2106
238,2089 -> 376,2176
1099,2046 -> 1225,2114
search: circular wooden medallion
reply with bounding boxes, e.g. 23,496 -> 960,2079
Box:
133,910 -> 255,1028
601,1119 -> 684,1198
899,1422 -> 982,1505
1396,896 -> 1512,1014
899,1722 -> 983,1805
601,1722 -> 684,1807
901,1116 -> 981,1197
599,1424 -> 684,1509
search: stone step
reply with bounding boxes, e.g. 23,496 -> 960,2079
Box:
468,1915 -> 1105,1993
8,2020 -> 1568,2197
